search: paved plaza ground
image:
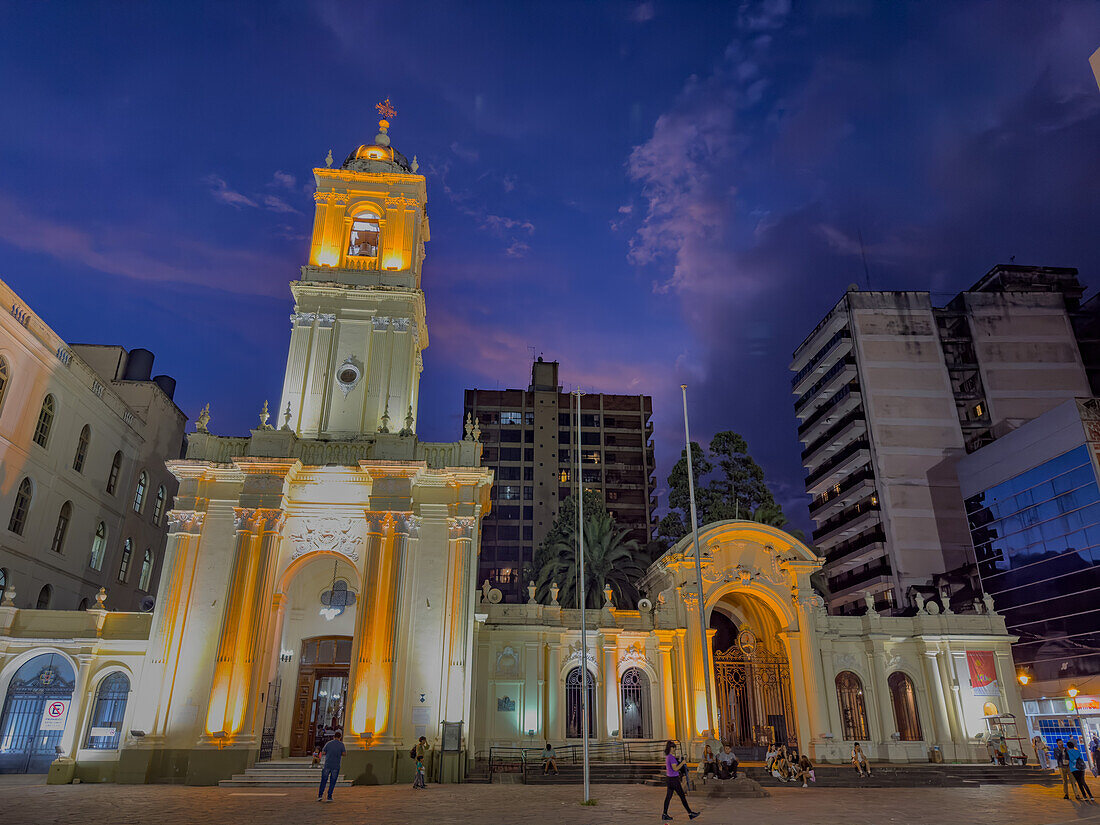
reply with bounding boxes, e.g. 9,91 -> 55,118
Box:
6,780 -> 1100,825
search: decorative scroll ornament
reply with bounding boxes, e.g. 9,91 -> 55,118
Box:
619,642 -> 648,670
495,645 -> 520,677
289,517 -> 363,562
565,641 -> 598,667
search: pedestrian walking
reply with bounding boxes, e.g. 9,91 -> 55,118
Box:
851,742 -> 871,777
662,740 -> 701,822
412,735 -> 430,789
316,730 -> 345,802
1089,735 -> 1100,777
1068,740 -> 1095,802
1032,735 -> 1049,770
1055,738 -> 1080,800
542,742 -> 559,775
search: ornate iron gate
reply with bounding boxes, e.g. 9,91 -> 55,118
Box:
712,638 -> 797,749
0,655 -> 76,774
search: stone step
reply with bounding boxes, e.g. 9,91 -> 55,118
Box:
219,779 -> 354,787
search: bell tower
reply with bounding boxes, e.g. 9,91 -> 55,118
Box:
279,101 -> 430,439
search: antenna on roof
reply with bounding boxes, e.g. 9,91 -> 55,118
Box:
858,227 -> 872,290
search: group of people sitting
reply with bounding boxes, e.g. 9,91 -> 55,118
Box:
762,743 -> 817,787
699,742 -> 741,781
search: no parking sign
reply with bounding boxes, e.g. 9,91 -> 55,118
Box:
39,699 -> 70,730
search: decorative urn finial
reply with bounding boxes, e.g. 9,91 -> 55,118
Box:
196,403 -> 211,433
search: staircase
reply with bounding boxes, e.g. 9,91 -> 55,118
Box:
218,757 -> 353,788
526,762 -> 666,785
744,763 -> 1058,789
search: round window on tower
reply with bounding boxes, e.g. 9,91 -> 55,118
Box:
336,359 -> 361,396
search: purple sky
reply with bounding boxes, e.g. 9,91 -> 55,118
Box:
1,1 -> 1098,531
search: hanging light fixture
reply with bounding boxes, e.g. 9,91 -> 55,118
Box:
320,560 -> 341,621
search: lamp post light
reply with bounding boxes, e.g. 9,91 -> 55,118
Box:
1069,685 -> 1083,742
1018,672 -> 1030,686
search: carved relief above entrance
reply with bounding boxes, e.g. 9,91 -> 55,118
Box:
288,517 -> 364,562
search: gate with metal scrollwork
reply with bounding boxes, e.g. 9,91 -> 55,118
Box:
0,653 -> 76,774
712,639 -> 797,749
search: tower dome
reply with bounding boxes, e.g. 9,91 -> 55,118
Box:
342,99 -> 416,174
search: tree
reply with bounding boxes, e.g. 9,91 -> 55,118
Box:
659,431 -> 791,543
531,492 -> 646,608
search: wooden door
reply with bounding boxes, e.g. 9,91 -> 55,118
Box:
289,672 -> 315,756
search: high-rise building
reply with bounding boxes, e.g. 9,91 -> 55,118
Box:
956,398 -> 1100,740
0,277 -> 187,612
791,264 -> 1093,615
464,358 -> 655,601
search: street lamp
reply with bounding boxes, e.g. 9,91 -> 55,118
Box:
1018,672 -> 1030,686
1069,685 -> 1083,742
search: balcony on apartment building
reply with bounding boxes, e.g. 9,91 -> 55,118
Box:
808,464 -> 876,521
791,329 -> 852,396
798,381 -> 862,439
801,409 -> 867,471
827,557 -> 893,599
794,356 -> 858,417
805,437 -> 871,495
812,495 -> 880,548
821,524 -> 887,570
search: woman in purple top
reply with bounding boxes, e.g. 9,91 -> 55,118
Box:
662,740 -> 701,821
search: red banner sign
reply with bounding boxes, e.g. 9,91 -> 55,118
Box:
968,650 -> 1000,697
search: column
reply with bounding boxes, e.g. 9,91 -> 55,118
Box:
680,590 -> 706,744
921,648 -> 953,756
601,630 -> 621,740
65,654 -> 96,757
548,638 -> 564,741
238,510 -> 286,741
779,631 -> 813,753
867,647 -> 894,747
655,634 -> 677,741
203,509 -> 259,740
348,512 -> 385,743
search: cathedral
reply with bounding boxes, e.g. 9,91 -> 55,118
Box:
0,116 -> 1026,783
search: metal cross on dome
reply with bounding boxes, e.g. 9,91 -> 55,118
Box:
376,98 -> 397,121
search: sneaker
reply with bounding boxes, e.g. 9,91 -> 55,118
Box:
324,798 -> 333,803
317,797 -> 323,802
1064,795 -> 1070,800
661,815 -> 673,821
802,783 -> 808,788
689,812 -> 701,820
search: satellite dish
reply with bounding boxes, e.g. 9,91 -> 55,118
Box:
139,595 -> 156,613
638,598 -> 653,611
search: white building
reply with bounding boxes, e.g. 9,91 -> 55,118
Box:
0,278 -> 186,614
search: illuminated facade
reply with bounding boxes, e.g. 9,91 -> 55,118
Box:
0,119 -> 1030,783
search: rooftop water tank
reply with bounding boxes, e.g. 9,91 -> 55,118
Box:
123,348 -> 155,381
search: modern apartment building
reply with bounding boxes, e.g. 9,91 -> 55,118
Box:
0,277 -> 187,612
791,264 -> 1093,615
464,358 -> 656,601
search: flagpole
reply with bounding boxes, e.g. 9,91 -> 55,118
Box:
682,384 -> 716,745
576,387 -> 590,801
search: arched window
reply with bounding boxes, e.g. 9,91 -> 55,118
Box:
78,597 -> 89,611
118,539 -> 133,583
90,522 -> 107,570
106,451 -> 122,494
7,477 -> 32,535
835,671 -> 870,741
73,425 -> 91,473
565,667 -> 596,739
36,584 -> 52,609
888,672 -> 923,741
85,671 -> 130,749
50,501 -> 72,554
132,470 -> 147,513
0,568 -> 6,603
983,701 -> 999,717
139,549 -> 154,591
0,356 -> 9,414
33,394 -> 55,447
346,214 -> 380,259
152,486 -> 167,526
620,667 -> 652,739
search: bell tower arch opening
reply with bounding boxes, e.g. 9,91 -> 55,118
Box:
709,588 -> 796,754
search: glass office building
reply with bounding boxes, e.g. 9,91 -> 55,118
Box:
957,399 -> 1100,745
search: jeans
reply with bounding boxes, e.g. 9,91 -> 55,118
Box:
318,766 -> 339,799
1073,769 -> 1094,799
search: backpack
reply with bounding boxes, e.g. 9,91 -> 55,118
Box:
410,745 -> 418,760
1077,756 -> 1087,772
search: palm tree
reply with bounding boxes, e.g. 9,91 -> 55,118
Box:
534,509 -> 646,609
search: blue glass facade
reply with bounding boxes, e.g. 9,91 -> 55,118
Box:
965,444 -> 1100,680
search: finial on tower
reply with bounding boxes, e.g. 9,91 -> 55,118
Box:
375,98 -> 397,147
259,400 -> 272,430
325,149 -> 333,168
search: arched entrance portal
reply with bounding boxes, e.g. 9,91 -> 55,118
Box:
0,653 -> 76,773
710,592 -> 797,750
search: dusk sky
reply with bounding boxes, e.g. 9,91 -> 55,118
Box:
2,1 -> 1098,531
